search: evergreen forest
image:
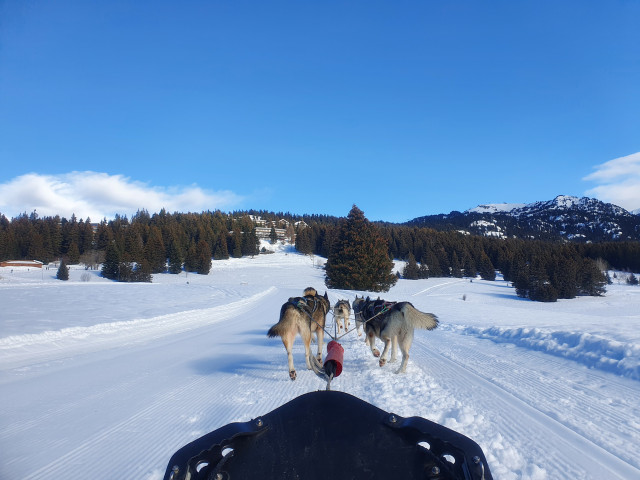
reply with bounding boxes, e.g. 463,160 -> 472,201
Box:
1,208 -> 639,301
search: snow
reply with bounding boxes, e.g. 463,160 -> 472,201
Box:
466,203 -> 526,214
2,242 -> 640,479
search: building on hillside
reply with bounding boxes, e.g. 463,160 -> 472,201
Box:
254,227 -> 287,240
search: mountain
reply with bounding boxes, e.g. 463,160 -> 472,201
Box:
406,195 -> 640,242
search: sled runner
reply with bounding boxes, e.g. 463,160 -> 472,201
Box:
163,390 -> 492,480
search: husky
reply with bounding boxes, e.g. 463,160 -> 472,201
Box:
267,288 -> 330,380
332,300 -> 351,334
352,295 -> 438,374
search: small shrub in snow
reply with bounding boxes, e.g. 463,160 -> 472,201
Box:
56,260 -> 69,281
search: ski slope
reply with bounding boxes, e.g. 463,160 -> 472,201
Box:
1,243 -> 639,479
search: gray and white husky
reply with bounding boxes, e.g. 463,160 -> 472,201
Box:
267,288 -> 330,381
332,299 -> 351,333
352,295 -> 438,374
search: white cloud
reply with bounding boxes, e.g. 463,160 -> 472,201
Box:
583,152 -> 640,212
0,172 -> 243,221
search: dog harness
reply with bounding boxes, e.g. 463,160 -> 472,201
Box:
361,299 -> 396,320
288,295 -> 327,317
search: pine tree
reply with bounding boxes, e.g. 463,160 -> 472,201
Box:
295,227 -> 313,254
552,256 -> 578,299
325,205 -> 397,292
230,226 -> 243,258
578,258 -> 607,296
527,256 -> 550,301
56,259 -> 69,280
402,252 -> 420,279
422,250 -> 441,277
184,242 -> 198,272
450,251 -> 463,278
462,253 -> 477,279
195,239 -> 212,275
514,269 -> 530,298
213,234 -> 229,260
242,227 -> 260,257
66,241 -> 80,264
132,259 -> 152,282
418,260 -> 430,279
144,226 -> 166,273
167,239 -> 183,274
478,252 -> 496,281
101,241 -> 121,280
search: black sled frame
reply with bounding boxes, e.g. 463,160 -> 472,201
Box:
164,390 -> 492,480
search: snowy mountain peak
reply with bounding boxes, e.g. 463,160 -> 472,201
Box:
409,195 -> 640,241
550,195 -> 582,208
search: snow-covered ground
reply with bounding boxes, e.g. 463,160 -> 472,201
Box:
1,242 -> 639,479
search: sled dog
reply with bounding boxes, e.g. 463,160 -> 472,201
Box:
332,300 -> 351,334
352,295 -> 438,374
267,288 -> 330,380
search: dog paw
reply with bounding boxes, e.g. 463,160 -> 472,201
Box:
372,349 -> 380,357
289,370 -> 297,381
379,358 -> 387,367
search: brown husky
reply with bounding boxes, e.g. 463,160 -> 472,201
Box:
352,295 -> 438,374
268,288 -> 330,380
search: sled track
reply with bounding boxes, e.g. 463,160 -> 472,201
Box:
22,376 -> 212,480
411,330 -> 640,479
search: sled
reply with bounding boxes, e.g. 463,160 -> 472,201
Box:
163,390 -> 492,480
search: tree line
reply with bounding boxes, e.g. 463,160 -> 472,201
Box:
1,208 -> 639,300
298,208 -> 640,301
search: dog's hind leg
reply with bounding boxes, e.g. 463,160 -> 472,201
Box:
378,335 -> 392,367
367,331 -> 380,357
282,332 -> 297,380
315,327 -> 324,363
396,348 -> 410,374
395,331 -> 414,373
390,336 -> 398,363
300,328 -> 313,371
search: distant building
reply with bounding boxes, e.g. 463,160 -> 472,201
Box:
255,226 -> 287,239
0,260 -> 44,268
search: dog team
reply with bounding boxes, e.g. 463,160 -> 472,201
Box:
268,287 -> 438,380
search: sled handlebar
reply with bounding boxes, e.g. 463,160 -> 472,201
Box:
164,390 -> 492,480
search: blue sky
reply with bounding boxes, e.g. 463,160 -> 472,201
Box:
1,0 -> 639,223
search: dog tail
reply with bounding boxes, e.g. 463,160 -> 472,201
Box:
401,302 -> 439,330
267,304 -> 297,338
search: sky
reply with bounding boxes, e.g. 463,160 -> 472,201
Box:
1,0 -> 639,223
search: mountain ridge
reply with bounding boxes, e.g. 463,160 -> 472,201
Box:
406,195 -> 640,242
